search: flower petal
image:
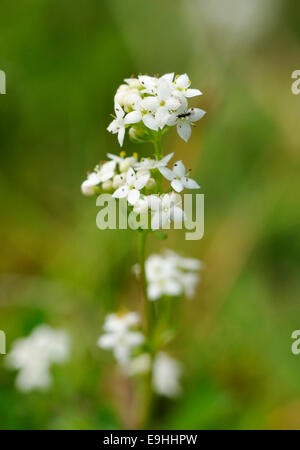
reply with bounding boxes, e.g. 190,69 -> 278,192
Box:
147,283 -> 162,301
114,103 -> 125,119
126,332 -> 144,347
172,160 -> 186,177
161,72 -> 174,84
128,188 -> 140,205
126,167 -> 136,184
189,108 -> 206,122
175,73 -> 190,90
157,79 -> 171,101
185,88 -> 202,98
142,114 -> 159,131
183,177 -> 200,189
164,279 -> 182,297
134,174 -> 149,190
177,122 -> 191,142
140,96 -> 159,112
171,179 -> 184,192
112,185 -> 129,199
165,95 -> 181,111
159,167 -> 174,181
97,334 -> 116,349
160,152 -> 174,166
118,127 -> 125,146
124,110 -> 142,124
155,107 -> 170,129
107,120 -> 118,134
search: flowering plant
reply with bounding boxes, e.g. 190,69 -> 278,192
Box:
81,72 -> 205,427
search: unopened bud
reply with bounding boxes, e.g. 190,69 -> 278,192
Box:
102,180 -> 113,191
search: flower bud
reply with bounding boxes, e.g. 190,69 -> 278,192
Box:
128,124 -> 156,144
102,180 -> 113,191
81,182 -> 98,196
113,173 -> 126,189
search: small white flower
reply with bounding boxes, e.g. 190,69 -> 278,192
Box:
112,167 -> 149,205
6,325 -> 70,392
140,78 -> 181,129
97,312 -> 144,366
134,152 -> 174,171
146,254 -> 183,300
81,172 -> 102,196
172,73 -> 202,98
114,83 -> 141,112
153,352 -> 182,398
167,104 -> 206,142
81,160 -> 116,196
107,103 -> 141,146
144,249 -> 202,301
138,73 -> 174,95
159,160 -> 200,193
97,160 -> 116,181
149,192 -> 185,230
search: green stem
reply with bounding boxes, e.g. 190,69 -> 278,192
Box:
138,231 -> 150,330
138,230 -> 156,429
153,135 -> 163,159
153,136 -> 163,194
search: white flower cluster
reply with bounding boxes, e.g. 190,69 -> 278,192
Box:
145,250 -> 202,301
97,312 -> 182,398
81,152 -> 200,230
97,312 -> 144,366
6,325 -> 70,392
107,73 -> 206,146
81,152 -> 138,197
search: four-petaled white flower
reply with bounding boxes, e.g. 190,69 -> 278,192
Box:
172,73 -> 202,98
81,160 -> 116,196
138,73 -> 173,95
148,192 -> 185,230
6,325 -> 70,392
107,103 -> 141,146
81,172 -> 102,196
144,249 -> 202,300
97,312 -> 144,366
159,160 -> 200,192
140,78 -> 181,129
112,167 -> 149,205
167,104 -> 206,142
145,254 -> 184,300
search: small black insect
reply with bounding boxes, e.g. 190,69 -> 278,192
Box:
177,112 -> 191,119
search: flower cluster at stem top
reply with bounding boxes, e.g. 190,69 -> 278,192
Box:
107,73 -> 206,146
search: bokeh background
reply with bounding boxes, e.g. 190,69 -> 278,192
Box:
1,0 -> 300,430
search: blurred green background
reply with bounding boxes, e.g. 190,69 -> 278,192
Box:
1,0 -> 300,429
